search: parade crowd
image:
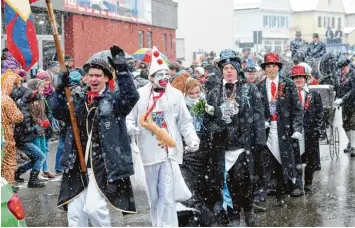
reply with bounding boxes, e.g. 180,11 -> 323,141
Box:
1,32 -> 355,227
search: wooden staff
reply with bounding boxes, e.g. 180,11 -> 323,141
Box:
45,0 -> 88,180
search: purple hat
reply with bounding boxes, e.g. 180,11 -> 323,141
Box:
1,52 -> 21,74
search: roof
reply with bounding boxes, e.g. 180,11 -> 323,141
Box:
234,0 -> 262,10
342,0 -> 355,14
344,27 -> 355,34
290,0 -> 318,12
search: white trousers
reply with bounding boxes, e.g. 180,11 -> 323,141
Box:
144,158 -> 178,227
67,168 -> 111,227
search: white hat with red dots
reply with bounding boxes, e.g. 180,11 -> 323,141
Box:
149,46 -> 169,76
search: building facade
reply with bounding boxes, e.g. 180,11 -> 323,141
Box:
291,0 -> 346,43
233,0 -> 293,54
1,0 -> 178,70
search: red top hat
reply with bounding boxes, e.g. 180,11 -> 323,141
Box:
261,52 -> 283,70
291,65 -> 307,78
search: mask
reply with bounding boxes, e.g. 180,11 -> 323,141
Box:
153,69 -> 169,88
185,96 -> 198,106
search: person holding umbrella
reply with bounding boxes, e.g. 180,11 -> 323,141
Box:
52,45 -> 139,226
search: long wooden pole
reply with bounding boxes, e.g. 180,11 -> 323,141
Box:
45,0 -> 87,174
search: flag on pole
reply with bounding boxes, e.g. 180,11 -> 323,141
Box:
4,0 -> 39,71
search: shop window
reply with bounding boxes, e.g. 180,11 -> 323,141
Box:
147,31 -> 152,48
138,31 -> 144,49
32,8 -> 62,35
318,16 -> 322,28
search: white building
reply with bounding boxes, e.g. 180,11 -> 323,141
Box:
342,0 -> 355,45
233,0 -> 293,54
173,0 -> 234,66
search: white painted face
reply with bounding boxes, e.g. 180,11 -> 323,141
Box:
152,69 -> 169,88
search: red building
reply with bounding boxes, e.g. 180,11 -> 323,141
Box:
1,0 -> 178,69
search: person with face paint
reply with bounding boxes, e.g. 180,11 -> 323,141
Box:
126,47 -> 200,227
255,53 -> 303,209
204,50 -> 266,226
291,65 -> 326,193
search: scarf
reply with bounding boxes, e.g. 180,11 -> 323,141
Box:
44,85 -> 54,97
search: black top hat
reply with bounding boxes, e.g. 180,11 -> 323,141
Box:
83,58 -> 113,79
313,33 -> 319,38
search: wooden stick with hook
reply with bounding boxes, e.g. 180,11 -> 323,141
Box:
45,0 -> 88,183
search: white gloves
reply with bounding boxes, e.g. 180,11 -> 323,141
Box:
265,121 -> 270,129
185,141 -> 199,152
333,98 -> 343,107
291,132 -> 303,140
127,126 -> 140,136
205,104 -> 215,116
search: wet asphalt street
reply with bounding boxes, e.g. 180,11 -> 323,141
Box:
14,108 -> 355,227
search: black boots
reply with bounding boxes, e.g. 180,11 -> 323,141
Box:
14,166 -> 27,183
344,143 -> 351,153
28,170 -> 46,188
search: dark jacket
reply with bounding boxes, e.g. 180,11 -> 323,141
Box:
205,80 -> 266,189
290,39 -> 307,57
204,66 -> 222,95
306,42 -> 326,59
335,68 -> 355,111
52,72 -> 139,212
302,89 -> 325,170
11,86 -> 42,145
257,76 -> 303,182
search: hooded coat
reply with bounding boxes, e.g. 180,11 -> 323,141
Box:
1,71 -> 24,184
51,71 -> 139,213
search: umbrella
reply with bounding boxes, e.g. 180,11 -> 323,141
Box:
132,48 -> 170,65
87,50 -> 133,63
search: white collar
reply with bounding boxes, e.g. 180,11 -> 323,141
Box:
223,79 -> 238,86
266,76 -> 279,84
99,87 -> 106,95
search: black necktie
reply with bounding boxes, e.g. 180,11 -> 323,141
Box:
225,83 -> 235,98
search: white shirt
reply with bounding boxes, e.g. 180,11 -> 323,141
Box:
266,76 -> 279,102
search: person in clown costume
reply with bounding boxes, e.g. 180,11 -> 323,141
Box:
126,47 -> 200,227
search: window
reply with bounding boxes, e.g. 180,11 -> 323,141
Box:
323,16 -> 326,27
147,31 -> 152,48
274,41 -> 282,53
169,34 -> 173,52
338,17 -> 341,28
263,15 -> 268,27
264,40 -> 272,52
138,31 -> 144,48
277,16 -> 281,28
332,17 -> 335,28
327,17 -> 330,27
285,17 -> 288,28
164,33 -> 167,53
318,16 -> 322,27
